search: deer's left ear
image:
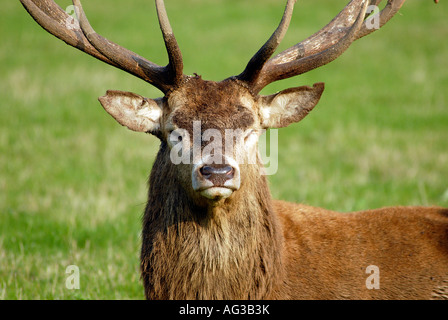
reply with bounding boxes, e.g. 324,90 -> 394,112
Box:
258,82 -> 324,129
98,90 -> 164,134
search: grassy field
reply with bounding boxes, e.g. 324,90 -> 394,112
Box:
1,0 -> 447,299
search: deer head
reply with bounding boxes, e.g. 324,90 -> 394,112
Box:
20,0 -> 408,205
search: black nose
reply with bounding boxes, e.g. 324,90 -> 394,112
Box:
199,164 -> 234,186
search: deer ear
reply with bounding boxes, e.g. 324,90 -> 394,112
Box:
98,90 -> 163,134
258,82 -> 324,129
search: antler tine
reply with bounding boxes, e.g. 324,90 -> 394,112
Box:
155,0 -> 184,86
265,0 -> 406,68
73,0 -> 184,93
251,0 -> 369,93
356,0 -> 406,39
237,0 -> 296,84
20,0 -> 114,66
20,0 -> 184,93
268,0 -> 373,68
239,0 -> 430,94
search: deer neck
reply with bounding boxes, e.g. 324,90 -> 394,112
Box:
141,143 -> 284,299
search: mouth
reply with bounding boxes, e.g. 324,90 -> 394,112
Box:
199,187 -> 235,200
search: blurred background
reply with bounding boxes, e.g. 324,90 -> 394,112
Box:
1,0 -> 447,299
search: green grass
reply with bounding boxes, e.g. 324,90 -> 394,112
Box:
1,0 -> 447,299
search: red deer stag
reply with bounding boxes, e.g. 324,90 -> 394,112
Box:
20,0 -> 447,299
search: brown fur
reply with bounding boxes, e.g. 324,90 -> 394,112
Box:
277,201 -> 448,299
140,78 -> 448,300
141,144 -> 283,299
168,77 -> 255,134
141,145 -> 448,299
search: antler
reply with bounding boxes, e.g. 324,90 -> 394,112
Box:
19,0 -> 184,93
236,0 -> 425,94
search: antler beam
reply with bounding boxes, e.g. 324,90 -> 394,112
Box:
237,0 -> 437,94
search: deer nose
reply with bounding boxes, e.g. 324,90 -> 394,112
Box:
192,156 -> 241,200
199,164 -> 234,186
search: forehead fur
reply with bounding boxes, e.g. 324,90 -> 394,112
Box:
168,77 -> 256,133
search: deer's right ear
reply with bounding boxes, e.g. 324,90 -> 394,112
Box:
98,90 -> 163,134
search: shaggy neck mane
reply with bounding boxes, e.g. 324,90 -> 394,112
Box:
141,143 -> 284,299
